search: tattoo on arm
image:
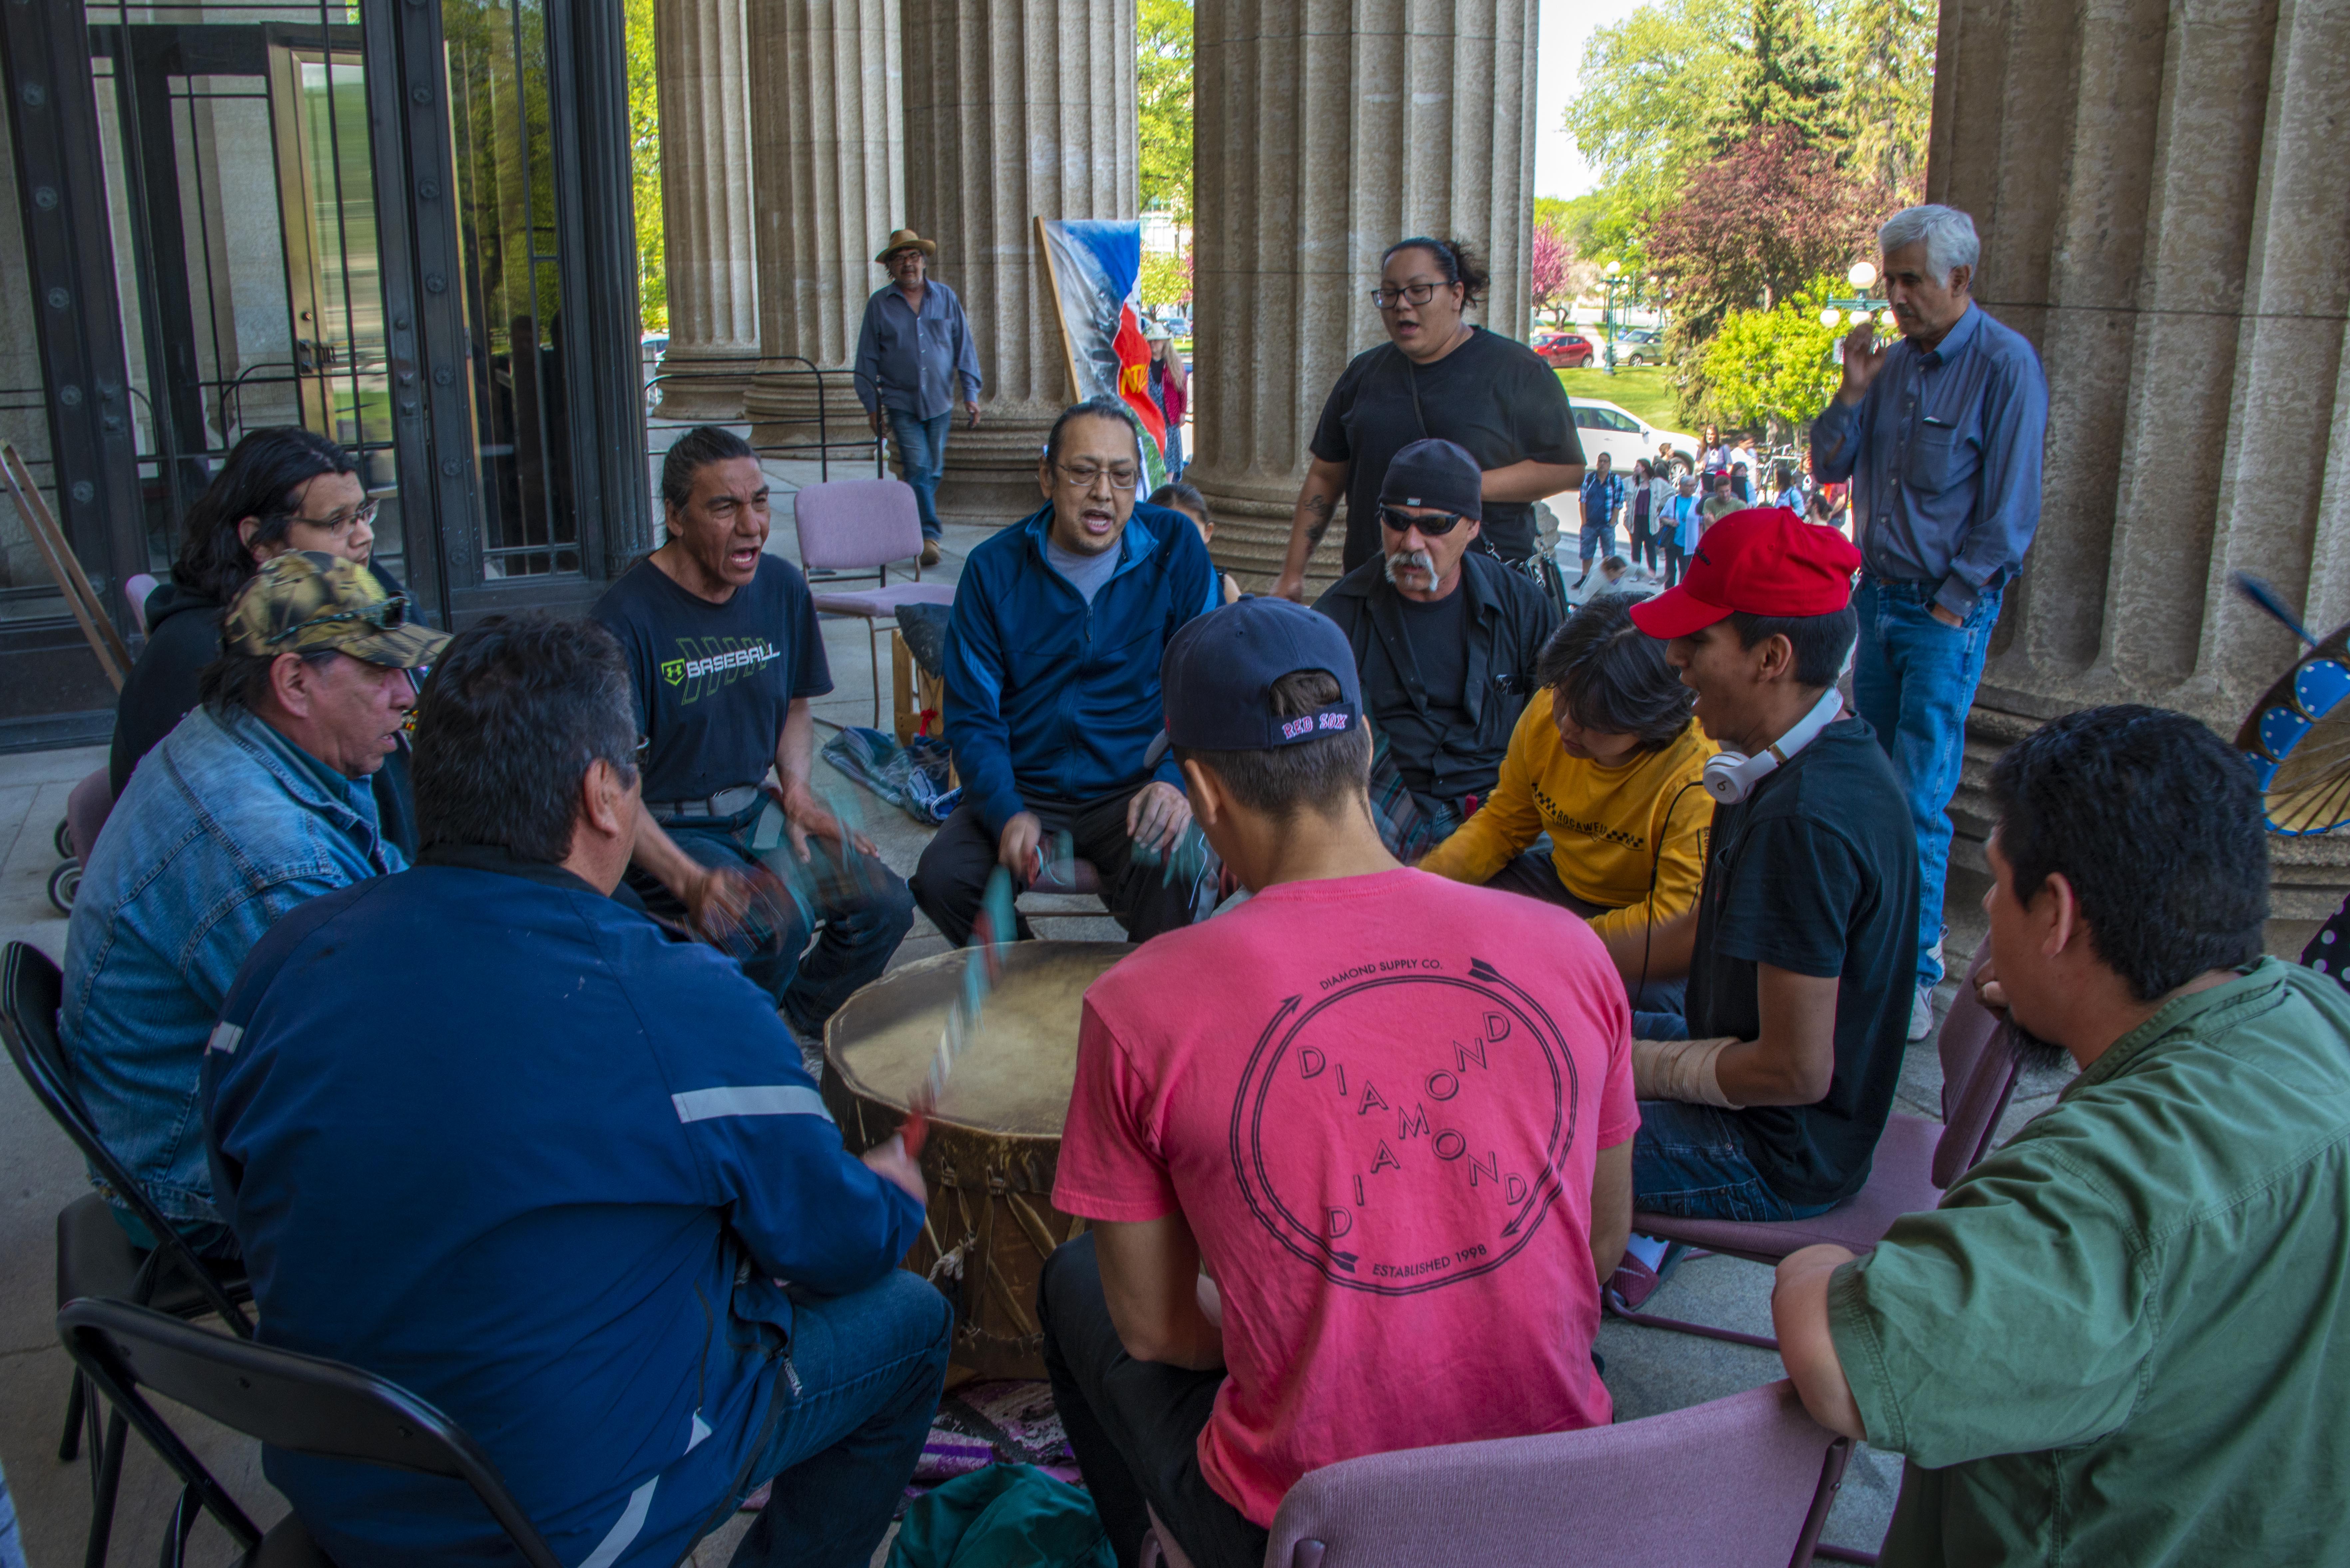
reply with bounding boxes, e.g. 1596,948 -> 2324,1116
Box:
1303,491 -> 1334,547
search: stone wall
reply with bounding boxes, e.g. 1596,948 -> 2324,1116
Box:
1929,0 -> 2350,922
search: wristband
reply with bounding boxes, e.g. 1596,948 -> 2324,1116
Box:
1631,1036 -> 1745,1109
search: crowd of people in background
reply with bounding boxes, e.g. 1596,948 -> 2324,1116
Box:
29,199 -> 2350,1568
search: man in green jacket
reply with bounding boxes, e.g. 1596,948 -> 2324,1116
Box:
1774,703 -> 2350,1567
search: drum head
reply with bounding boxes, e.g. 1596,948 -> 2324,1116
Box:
825,941 -> 1128,1138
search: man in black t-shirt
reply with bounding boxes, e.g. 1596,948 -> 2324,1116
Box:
591,426 -> 913,1042
1272,239 -> 1584,599
1604,507 -> 1917,1221
1313,440 -> 1557,854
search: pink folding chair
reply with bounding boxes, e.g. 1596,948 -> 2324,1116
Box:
1610,937 -> 2024,1361
1145,1379 -> 1856,1568
124,571 -> 159,636
795,478 -> 956,724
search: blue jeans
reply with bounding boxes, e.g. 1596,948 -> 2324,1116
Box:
887,408 -> 953,538
720,1270 -> 952,1568
626,809 -> 914,1034
1853,577 -> 2001,989
1631,1099 -> 1836,1222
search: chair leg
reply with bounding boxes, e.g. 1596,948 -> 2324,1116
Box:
869,623 -> 883,728
1811,1547 -> 1879,1565
84,1406 -> 127,1568
1604,1295 -> 1781,1352
59,1367 -> 86,1461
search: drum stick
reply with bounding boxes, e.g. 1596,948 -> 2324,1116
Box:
909,865 -> 1019,1148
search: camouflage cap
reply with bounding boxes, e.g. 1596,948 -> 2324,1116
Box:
222,551 -> 449,668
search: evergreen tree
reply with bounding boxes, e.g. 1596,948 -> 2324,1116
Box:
1834,0 -> 1936,199
1709,0 -> 1845,152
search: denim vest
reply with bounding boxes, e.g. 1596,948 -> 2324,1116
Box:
61,703 -> 401,1230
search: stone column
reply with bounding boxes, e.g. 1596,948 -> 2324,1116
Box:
741,0 -> 905,452
1929,0 -> 2350,930
1185,0 -> 1539,590
899,0 -> 1139,521
652,0 -> 762,421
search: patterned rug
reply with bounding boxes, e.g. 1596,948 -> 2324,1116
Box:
739,1380 -> 1077,1513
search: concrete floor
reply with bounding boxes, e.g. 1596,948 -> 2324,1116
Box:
0,470 -> 2054,1564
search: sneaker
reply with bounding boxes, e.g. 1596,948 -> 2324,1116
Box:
1908,981 -> 1937,1042
920,538 -> 942,567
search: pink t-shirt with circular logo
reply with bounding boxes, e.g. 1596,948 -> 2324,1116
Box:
1054,867 -> 1638,1525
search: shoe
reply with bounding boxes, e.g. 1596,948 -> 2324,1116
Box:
1908,981 -> 1937,1042
920,539 -> 942,567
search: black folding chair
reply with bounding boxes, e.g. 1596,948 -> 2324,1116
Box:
56,1298 -> 564,1568
2,939 -> 254,1567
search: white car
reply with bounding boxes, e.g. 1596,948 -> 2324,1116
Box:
1569,399 -> 1699,478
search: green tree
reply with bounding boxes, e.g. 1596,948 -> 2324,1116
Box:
1138,0 -> 1194,224
1833,0 -> 1935,199
624,0 -> 665,331
1564,0 -> 1751,225
1138,250 -> 1191,309
1699,277 -> 1844,434
1710,0 -> 1844,151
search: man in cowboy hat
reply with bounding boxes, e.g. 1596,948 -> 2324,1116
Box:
855,228 -> 983,565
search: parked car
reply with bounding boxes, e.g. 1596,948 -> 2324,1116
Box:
1569,399 -> 1697,478
1612,327 -> 1663,367
1153,312 -> 1192,338
1534,330 -> 1596,369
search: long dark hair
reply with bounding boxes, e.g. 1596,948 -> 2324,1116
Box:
1539,593 -> 1695,752
172,427 -> 358,605
1380,236 -> 1489,312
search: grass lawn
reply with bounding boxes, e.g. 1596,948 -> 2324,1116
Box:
1554,366 -> 1687,433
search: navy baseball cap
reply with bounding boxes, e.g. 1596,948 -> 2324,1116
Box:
1161,598 -> 1363,752
1378,438 -> 1482,519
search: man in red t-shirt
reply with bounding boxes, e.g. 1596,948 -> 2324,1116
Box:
1041,597 -> 1637,1567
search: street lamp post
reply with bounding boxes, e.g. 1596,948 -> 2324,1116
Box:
1602,260 -> 1623,377
1819,259 -> 1897,349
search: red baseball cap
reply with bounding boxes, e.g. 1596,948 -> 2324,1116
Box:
1628,507 -> 1862,640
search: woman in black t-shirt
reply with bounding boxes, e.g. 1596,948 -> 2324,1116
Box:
1273,238 -> 1585,599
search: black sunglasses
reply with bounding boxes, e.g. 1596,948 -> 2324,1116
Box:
1377,504 -> 1470,537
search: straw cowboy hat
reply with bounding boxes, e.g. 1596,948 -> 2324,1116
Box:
876,229 -> 937,263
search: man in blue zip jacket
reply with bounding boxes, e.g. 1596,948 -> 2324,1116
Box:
914,395 -> 1219,945
203,616 -> 947,1568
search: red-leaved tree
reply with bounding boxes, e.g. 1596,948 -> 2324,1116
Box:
1530,224 -> 1571,321
1646,124 -> 1874,408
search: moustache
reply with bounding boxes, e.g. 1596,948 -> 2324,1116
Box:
1383,547 -> 1438,585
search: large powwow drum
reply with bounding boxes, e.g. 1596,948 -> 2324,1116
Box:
821,941 -> 1127,1379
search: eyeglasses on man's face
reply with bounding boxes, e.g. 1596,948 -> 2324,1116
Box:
1052,462 -> 1139,491
1369,281 -> 1450,311
1377,504 -> 1469,537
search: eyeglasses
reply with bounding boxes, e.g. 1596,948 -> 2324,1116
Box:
287,497 -> 380,537
266,593 -> 410,646
1377,504 -> 1470,537
1052,462 -> 1139,491
1369,282 -> 1447,310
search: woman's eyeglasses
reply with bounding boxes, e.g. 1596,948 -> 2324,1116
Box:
287,497 -> 381,537
1369,282 -> 1447,310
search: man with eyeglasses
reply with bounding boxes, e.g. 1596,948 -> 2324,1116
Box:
62,551 -> 444,1256
913,395 -> 1219,948
1313,439 -> 1559,859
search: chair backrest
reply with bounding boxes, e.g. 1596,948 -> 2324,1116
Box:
67,765 -> 112,863
794,478 -> 924,574
1,941 -> 250,1333
124,571 -> 159,635
58,1297 -> 564,1568
1262,1380 -> 1850,1568
1930,938 -> 2027,1189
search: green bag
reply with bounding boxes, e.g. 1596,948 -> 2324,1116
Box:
887,1464 -> 1115,1568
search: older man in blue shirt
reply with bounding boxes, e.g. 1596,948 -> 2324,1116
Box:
856,228 -> 983,564
1811,203 -> 2049,1041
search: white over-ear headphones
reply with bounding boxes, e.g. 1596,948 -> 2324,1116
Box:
1702,686 -> 1846,805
